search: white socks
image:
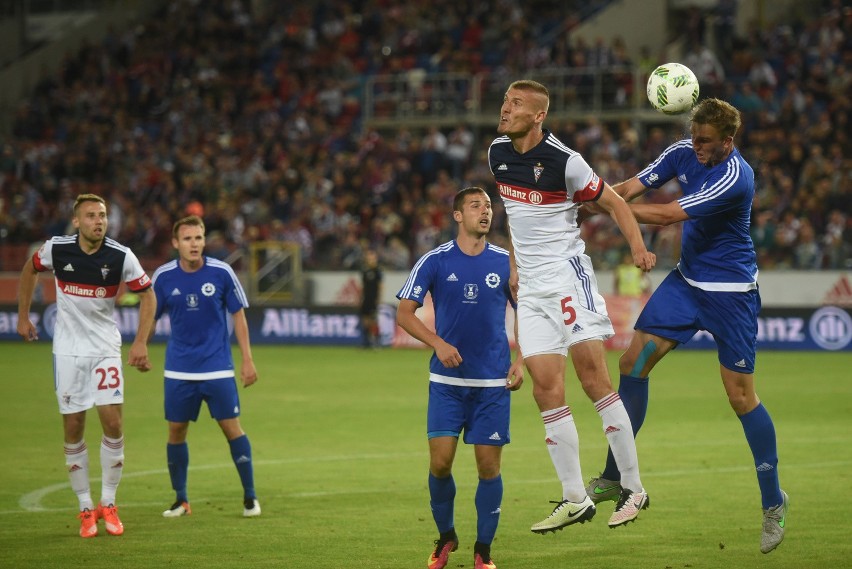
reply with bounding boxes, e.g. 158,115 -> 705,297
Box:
595,393 -> 643,492
64,440 -> 93,511
100,435 -> 125,506
541,406 -> 587,502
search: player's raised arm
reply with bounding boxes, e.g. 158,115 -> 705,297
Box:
596,183 -> 656,271
612,177 -> 650,202
629,200 -> 689,226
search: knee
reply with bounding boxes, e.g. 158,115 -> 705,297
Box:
532,380 -> 564,408
168,424 -> 189,444
64,417 -> 86,439
618,352 -> 637,376
430,460 -> 453,478
728,392 -> 758,415
477,464 -> 500,480
101,418 -> 123,438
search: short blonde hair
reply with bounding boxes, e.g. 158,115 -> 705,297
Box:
507,79 -> 550,111
73,194 -> 106,214
172,215 -> 206,238
691,98 -> 742,139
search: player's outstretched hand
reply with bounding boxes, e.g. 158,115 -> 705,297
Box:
633,250 -> 656,272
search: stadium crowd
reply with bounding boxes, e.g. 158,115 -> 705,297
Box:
0,0 -> 849,273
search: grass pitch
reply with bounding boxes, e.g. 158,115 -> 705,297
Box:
0,343 -> 849,569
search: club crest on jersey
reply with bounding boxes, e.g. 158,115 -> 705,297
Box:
101,265 -> 110,280
186,294 -> 199,308
533,162 -> 544,183
201,282 -> 216,296
464,283 -> 479,300
485,272 -> 500,288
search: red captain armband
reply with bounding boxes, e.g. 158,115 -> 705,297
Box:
32,247 -> 48,272
572,174 -> 603,203
126,273 -> 151,291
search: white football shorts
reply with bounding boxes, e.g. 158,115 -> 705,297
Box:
516,254 -> 614,358
53,355 -> 125,414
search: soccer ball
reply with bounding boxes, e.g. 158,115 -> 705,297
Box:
646,63 -> 699,115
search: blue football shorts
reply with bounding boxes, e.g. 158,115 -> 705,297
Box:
635,270 -> 760,373
427,381 -> 511,446
164,377 -> 241,423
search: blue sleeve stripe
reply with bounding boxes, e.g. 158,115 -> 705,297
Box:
209,258 -> 249,307
488,244 -> 510,256
398,242 -> 454,298
679,158 -> 740,210
151,260 -> 178,286
636,139 -> 691,180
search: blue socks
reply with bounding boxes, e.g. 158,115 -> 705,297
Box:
229,435 -> 256,500
166,442 -> 189,502
429,472 -> 503,546
475,475 -> 502,546
428,472 -> 456,533
601,374 -> 649,481
738,403 -> 783,509
169,436 -> 256,503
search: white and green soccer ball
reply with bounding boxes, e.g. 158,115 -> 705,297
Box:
646,62 -> 699,115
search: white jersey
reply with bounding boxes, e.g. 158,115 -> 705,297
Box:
488,131 -> 604,276
33,234 -> 151,357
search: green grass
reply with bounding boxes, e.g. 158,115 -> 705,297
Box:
0,343 -> 850,569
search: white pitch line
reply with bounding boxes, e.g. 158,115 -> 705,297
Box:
7,455 -> 851,515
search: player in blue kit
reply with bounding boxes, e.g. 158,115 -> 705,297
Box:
150,215 -> 260,518
397,187 -> 525,569
584,98 -> 788,553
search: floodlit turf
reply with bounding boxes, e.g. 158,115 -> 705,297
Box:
0,343 -> 850,568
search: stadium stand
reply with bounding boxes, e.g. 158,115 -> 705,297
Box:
0,0 -> 849,275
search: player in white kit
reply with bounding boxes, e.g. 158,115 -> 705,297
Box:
489,80 -> 655,532
17,193 -> 155,538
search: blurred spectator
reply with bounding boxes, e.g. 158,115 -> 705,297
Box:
683,40 -> 726,98
793,220 -> 822,269
823,209 -> 849,269
206,231 -> 232,261
0,0 -> 848,276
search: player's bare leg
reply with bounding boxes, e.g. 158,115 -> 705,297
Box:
526,353 -> 595,533
588,332 -> 675,504
572,340 -> 648,527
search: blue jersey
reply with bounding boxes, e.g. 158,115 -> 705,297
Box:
152,257 -> 249,380
637,140 -> 757,290
397,241 -> 514,385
